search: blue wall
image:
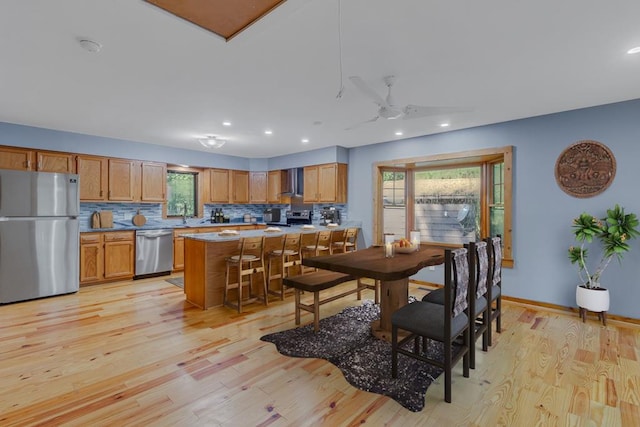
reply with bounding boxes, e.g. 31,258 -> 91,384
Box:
348,99 -> 640,319
2,98 -> 640,317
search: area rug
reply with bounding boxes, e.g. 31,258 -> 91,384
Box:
165,277 -> 184,288
260,300 -> 450,412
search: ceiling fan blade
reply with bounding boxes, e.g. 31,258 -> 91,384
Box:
345,115 -> 379,130
403,105 -> 473,120
348,76 -> 389,108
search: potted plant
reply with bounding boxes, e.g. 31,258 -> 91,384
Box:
568,204 -> 639,314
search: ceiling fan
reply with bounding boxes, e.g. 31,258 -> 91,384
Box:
346,75 -> 471,130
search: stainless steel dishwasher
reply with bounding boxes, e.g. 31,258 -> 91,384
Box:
135,229 -> 174,278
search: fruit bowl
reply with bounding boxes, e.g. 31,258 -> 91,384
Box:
394,245 -> 418,254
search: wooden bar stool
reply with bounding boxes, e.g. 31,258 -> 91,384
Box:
266,233 -> 302,300
330,227 -> 358,254
224,236 -> 268,313
301,230 -> 332,274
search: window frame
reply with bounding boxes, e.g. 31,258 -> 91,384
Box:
164,166 -> 205,219
373,146 -> 513,267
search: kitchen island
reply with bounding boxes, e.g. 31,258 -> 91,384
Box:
182,223 -> 361,309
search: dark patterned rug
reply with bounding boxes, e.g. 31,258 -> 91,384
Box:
260,300 -> 447,412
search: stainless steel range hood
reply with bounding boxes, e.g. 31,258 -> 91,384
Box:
281,168 -> 304,197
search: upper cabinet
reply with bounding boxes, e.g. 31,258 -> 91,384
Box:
209,168 -> 230,203
0,146 -> 34,170
268,170 -> 287,204
141,161 -> 166,202
0,146 -> 75,173
77,155 -> 166,202
231,170 -> 249,203
303,163 -> 348,203
108,158 -> 139,201
249,171 -> 267,203
77,155 -> 108,201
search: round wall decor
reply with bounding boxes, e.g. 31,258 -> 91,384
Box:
555,140 -> 616,198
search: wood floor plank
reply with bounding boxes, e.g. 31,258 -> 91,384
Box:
1,276 -> 639,426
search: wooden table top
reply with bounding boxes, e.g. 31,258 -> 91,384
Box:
302,244 -> 445,281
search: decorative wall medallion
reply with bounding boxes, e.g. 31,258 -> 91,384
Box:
555,140 -> 616,198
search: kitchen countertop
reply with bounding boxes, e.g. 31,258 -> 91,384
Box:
80,220 -> 270,233
80,220 -> 362,234
182,221 -> 362,242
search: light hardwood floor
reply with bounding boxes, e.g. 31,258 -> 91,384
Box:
1,276 -> 639,426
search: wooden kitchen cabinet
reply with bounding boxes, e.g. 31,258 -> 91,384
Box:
230,170 -> 249,203
80,231 -> 134,284
173,228 -> 197,271
0,146 -> 76,172
141,161 -> 166,202
80,233 -> 104,284
36,151 -> 76,173
209,168 -> 230,203
267,170 -> 286,203
303,163 -> 347,203
0,146 -> 34,170
249,171 -> 268,203
104,231 -> 135,279
77,155 -> 108,201
108,159 -> 139,201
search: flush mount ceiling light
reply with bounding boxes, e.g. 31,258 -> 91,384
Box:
198,136 -> 226,149
77,38 -> 102,53
627,46 -> 640,54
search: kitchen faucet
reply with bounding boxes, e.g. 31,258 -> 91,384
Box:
182,205 -> 189,224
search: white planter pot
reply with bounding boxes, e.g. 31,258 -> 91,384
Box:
576,285 -> 610,312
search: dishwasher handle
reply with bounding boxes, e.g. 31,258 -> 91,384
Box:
136,230 -> 173,238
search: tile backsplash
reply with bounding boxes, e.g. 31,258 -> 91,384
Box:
80,202 -> 348,230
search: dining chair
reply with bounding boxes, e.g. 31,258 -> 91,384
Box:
224,236 -> 268,313
301,230 -> 332,273
485,235 -> 503,346
266,233 -> 302,300
421,241 -> 490,369
391,247 -> 470,403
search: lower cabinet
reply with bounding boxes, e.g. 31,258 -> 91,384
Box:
173,229 -> 197,271
80,231 -> 135,285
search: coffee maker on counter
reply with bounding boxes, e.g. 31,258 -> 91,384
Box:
320,207 -> 341,225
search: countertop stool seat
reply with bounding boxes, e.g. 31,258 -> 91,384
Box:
267,233 -> 302,300
224,236 -> 268,313
330,227 -> 358,254
301,230 -> 332,274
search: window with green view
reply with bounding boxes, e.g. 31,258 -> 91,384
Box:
167,171 -> 197,217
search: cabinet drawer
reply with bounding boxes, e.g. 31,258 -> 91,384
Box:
80,233 -> 102,244
104,231 -> 134,242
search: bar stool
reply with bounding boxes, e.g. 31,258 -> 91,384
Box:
267,233 -> 302,300
224,236 -> 268,313
301,230 -> 332,273
330,227 -> 358,254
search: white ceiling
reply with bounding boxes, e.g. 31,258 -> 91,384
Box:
1,0 -> 640,158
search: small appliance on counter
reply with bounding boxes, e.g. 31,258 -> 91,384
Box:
211,208 -> 226,223
286,209 -> 313,226
320,207 -> 341,225
263,207 -> 281,223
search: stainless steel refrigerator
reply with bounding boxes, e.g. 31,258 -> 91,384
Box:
0,169 -> 79,303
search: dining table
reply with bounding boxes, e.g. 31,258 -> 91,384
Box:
302,244 -> 446,341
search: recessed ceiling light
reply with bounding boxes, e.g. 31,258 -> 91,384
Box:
440,123 -> 450,127
264,130 -> 273,135
301,138 -> 309,144
77,38 -> 102,53
395,131 -> 403,136
627,46 -> 640,54
222,121 -> 231,126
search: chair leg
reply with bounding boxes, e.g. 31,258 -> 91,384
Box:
313,292 -> 320,332
295,289 -> 301,325
469,323 -> 476,370
482,313 -> 489,352
391,326 -> 398,378
496,296 -> 502,332
444,336 -> 452,403
236,263 -> 243,313
463,328 -> 470,378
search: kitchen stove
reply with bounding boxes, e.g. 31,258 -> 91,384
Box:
286,209 -> 313,225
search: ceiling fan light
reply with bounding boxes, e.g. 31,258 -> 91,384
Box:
198,136 -> 226,148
